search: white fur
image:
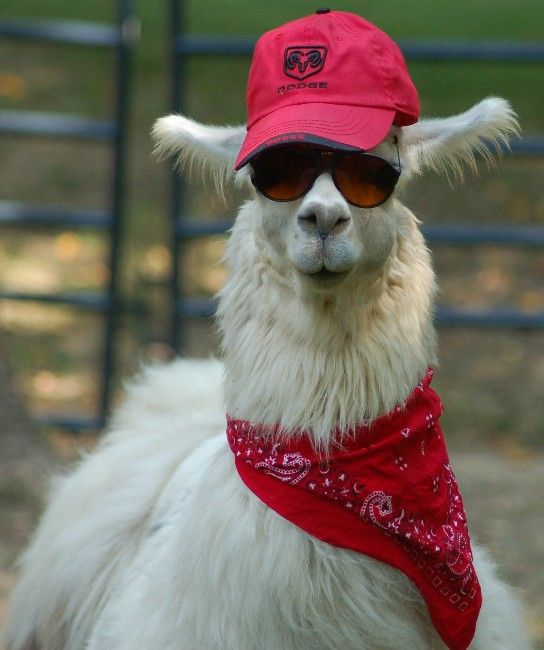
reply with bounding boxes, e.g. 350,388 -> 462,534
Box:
3,98 -> 531,649
152,115 -> 248,200
402,97 -> 520,181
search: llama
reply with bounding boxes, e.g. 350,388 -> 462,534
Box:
4,11 -> 530,650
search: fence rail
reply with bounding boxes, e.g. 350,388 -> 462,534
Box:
0,110 -> 117,140
0,290 -> 109,310
175,34 -> 544,63
0,18 -> 124,47
0,201 -> 112,229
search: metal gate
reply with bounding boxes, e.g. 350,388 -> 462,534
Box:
168,1 -> 544,349
2,4 -> 541,429
0,1 -> 137,431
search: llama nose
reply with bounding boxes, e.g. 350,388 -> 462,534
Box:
298,212 -> 350,238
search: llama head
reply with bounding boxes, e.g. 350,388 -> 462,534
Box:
153,97 -> 518,304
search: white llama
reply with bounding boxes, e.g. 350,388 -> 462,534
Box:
4,10 -> 531,650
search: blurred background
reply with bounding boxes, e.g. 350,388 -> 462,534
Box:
0,0 -> 542,645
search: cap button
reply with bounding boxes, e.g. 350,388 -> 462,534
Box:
315,8 -> 331,14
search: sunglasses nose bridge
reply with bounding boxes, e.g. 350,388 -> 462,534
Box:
297,172 -> 352,238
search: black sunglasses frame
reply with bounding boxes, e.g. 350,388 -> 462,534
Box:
250,136 -> 402,209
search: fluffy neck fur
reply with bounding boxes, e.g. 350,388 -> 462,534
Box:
218,198 -> 437,449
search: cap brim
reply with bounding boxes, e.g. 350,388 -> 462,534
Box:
234,103 -> 396,169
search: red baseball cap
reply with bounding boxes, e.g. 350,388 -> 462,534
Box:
234,9 -> 419,170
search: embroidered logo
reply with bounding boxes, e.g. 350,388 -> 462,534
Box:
284,46 -> 327,80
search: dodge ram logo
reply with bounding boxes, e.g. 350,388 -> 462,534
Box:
284,46 -> 327,80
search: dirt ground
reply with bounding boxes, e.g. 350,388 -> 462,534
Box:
450,447 -> 544,648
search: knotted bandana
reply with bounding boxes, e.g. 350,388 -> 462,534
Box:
227,369 -> 481,650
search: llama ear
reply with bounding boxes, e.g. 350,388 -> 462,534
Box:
152,115 -> 248,195
401,97 -> 520,179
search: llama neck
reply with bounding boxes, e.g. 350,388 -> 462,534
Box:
218,202 -> 437,447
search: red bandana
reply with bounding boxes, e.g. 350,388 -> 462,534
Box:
227,369 -> 481,650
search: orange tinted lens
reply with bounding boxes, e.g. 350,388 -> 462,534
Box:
335,154 -> 399,207
252,148 -> 318,201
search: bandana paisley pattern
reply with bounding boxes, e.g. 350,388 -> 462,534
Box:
227,369 -> 482,650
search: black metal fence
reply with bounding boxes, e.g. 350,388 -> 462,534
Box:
0,1 -> 137,431
168,0 -> 544,348
1,3 -> 543,429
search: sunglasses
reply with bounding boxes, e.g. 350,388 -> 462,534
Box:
250,137 -> 401,209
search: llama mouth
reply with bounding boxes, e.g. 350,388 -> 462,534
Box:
304,268 -> 350,285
